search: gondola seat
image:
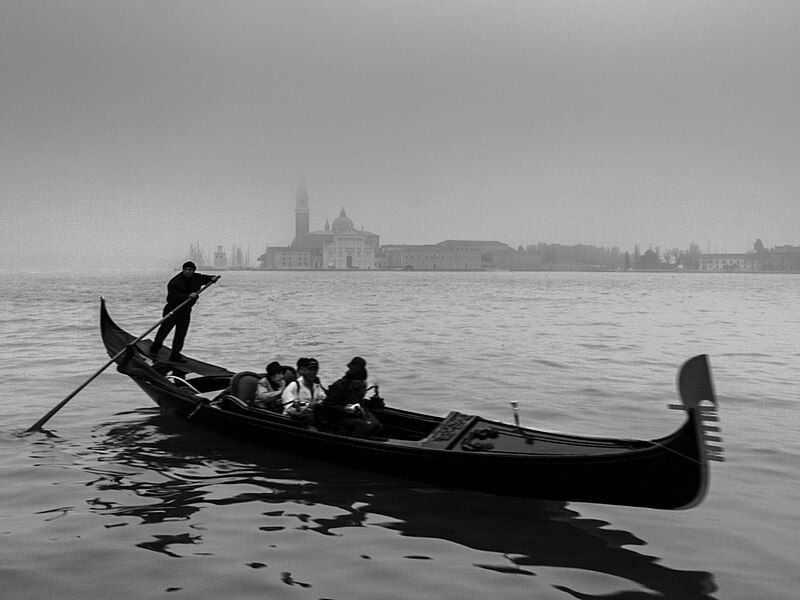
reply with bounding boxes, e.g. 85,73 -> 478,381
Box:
228,371 -> 262,405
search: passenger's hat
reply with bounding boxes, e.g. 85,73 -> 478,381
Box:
182,261 -> 197,270
266,361 -> 283,377
297,357 -> 319,370
347,356 -> 366,368
345,365 -> 368,381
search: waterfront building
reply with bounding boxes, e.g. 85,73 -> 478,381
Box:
381,244 -> 482,270
438,240 -> 527,270
698,253 -> 760,271
260,247 -> 315,270
213,245 -> 227,269
258,185 -> 379,270
381,240 -> 530,271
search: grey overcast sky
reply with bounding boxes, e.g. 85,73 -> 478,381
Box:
1,1 -> 798,269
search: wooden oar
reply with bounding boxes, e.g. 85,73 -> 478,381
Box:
27,279 -> 218,432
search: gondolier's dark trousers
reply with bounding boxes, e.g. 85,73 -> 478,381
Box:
152,305 -> 192,355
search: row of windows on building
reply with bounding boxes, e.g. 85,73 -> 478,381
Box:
697,255 -> 759,271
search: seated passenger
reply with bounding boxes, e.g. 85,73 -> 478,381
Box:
253,361 -> 287,411
317,357 -> 382,437
282,365 -> 297,384
281,357 -> 326,425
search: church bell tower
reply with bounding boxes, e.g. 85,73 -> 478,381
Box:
294,182 -> 310,243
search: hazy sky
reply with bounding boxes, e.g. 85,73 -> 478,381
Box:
2,1 -> 798,269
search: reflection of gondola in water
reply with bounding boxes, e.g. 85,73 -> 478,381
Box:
90,415 -> 718,599
101,299 -> 724,511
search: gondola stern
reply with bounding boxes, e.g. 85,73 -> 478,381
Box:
100,298 -> 234,379
100,297 -> 129,357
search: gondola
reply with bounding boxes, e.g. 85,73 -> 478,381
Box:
100,298 -> 724,510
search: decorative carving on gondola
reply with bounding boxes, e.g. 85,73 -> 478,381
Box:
431,413 -> 474,442
461,427 -> 499,451
420,412 -> 479,449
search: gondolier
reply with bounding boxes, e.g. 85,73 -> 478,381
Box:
149,261 -> 220,362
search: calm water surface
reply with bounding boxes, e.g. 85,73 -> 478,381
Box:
1,270 -> 798,599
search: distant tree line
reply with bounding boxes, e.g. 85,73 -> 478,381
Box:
507,240 -> 800,272
515,243 -> 622,269
753,239 -> 800,271
511,242 -> 703,270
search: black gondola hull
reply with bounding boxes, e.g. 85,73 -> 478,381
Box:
102,299 -> 720,510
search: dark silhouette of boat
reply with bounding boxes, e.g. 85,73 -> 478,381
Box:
100,298 -> 723,510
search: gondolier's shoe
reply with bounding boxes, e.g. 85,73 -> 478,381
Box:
148,344 -> 162,358
169,353 -> 187,363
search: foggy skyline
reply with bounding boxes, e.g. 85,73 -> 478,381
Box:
2,1 -> 798,270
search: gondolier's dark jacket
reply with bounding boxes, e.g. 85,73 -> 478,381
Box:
164,272 -> 216,311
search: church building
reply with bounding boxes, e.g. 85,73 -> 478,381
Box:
258,184 -> 380,270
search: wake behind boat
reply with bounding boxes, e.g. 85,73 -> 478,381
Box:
100,298 -> 723,510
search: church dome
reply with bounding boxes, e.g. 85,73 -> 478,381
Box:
331,208 -> 354,232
